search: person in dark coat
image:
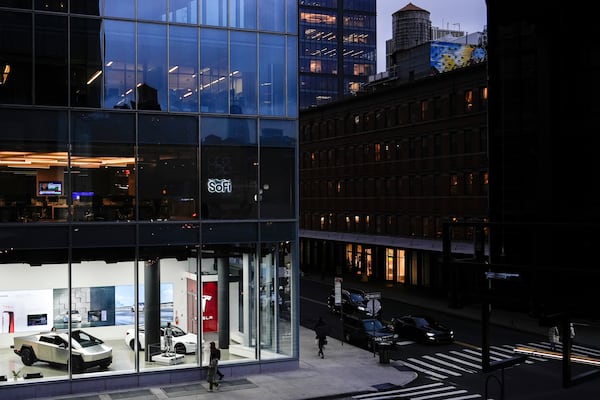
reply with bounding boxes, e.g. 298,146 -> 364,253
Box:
314,317 -> 329,359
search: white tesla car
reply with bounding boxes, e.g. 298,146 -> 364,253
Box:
124,323 -> 198,354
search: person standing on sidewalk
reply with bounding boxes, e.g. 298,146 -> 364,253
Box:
548,325 -> 559,351
314,317 -> 329,359
207,342 -> 221,391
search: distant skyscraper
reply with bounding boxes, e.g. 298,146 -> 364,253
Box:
299,0 -> 376,109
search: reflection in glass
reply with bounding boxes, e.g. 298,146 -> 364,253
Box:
104,0 -> 134,19
169,26 -> 198,112
200,0 -> 226,26
103,20 -> 135,109
138,23 -> 167,111
259,34 -> 285,116
137,0 -> 167,21
287,37 -> 298,117
0,11 -> 32,104
71,18 -> 103,108
170,0 -> 198,24
230,31 -> 257,115
259,0 -> 284,32
230,0 -> 256,29
35,14 -> 68,106
200,29 -> 228,113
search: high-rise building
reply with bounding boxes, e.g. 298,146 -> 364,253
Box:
299,0 -> 377,109
0,2 -> 299,399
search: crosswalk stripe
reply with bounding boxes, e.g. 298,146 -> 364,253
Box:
352,382 -> 444,399
407,357 -> 462,376
399,360 -> 448,379
411,389 -> 469,400
435,352 -> 481,370
501,344 -> 546,361
422,354 -> 477,373
354,385 -> 456,400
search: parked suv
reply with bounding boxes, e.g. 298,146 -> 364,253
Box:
342,314 -> 397,350
327,288 -> 381,318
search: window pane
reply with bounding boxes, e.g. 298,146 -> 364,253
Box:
104,0 -> 134,18
103,20 -> 135,109
259,119 -> 296,219
201,117 -> 258,219
70,111 -> 135,222
259,34 -> 285,116
169,26 -> 198,112
200,0 -> 226,26
137,23 -> 167,111
35,15 -> 68,105
71,17 -> 103,108
199,28 -> 228,113
230,31 -> 257,115
70,0 -> 101,15
259,0 -> 284,32
0,108 -> 67,222
230,0 -> 256,29
169,0 -> 198,24
286,37 -> 298,117
0,11 -> 32,104
138,114 -> 199,221
137,0 -> 167,21
286,0 -> 297,34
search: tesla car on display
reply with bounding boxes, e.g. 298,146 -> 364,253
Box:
390,315 -> 455,344
124,323 -> 198,354
62,310 -> 82,323
13,329 -> 112,373
327,288 -> 382,318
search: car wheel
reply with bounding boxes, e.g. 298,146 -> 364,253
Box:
71,356 -> 84,374
129,340 -> 142,351
20,347 -> 36,366
174,343 -> 186,354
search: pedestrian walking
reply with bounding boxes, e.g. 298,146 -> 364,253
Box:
548,325 -> 559,351
207,342 -> 221,391
314,316 -> 329,359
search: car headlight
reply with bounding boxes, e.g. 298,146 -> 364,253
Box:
374,337 -> 383,342
358,306 -> 367,312
426,332 -> 435,337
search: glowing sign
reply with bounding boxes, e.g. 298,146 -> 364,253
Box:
207,178 -> 232,194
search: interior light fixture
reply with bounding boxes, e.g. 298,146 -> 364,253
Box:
86,70 -> 102,85
0,64 -> 10,85
169,65 -> 179,73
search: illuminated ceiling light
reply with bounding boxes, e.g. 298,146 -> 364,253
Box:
136,82 -> 143,87
183,90 -> 193,98
105,60 -> 114,67
0,64 -> 10,85
86,70 -> 102,85
125,88 -> 133,95
169,65 -> 179,73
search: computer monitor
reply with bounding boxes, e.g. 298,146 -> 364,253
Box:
39,181 -> 62,195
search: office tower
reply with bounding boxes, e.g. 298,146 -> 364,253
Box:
0,1 -> 298,398
299,0 -> 377,109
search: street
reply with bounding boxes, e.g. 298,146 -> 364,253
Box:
300,277 -> 600,399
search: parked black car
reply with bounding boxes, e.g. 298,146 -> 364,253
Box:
390,315 -> 455,344
342,314 -> 397,350
327,288 -> 381,318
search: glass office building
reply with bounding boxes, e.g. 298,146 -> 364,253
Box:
0,1 -> 298,398
299,0 -> 376,109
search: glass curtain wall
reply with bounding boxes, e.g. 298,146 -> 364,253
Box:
0,0 -> 298,390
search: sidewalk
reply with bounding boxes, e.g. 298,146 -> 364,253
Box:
45,325 -> 417,400
40,275 -> 599,400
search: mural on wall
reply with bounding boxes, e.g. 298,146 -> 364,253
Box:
430,42 -> 487,74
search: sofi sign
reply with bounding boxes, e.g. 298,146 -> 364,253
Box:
207,178 -> 232,194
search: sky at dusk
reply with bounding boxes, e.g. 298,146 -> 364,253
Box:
376,0 -> 488,73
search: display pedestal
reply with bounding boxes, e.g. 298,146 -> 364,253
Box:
151,352 -> 185,365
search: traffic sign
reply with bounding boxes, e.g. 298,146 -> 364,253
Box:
365,292 -> 381,300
